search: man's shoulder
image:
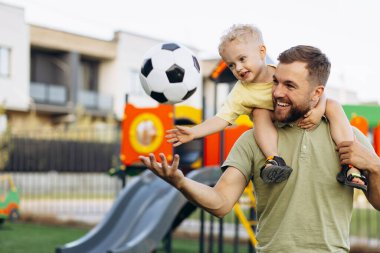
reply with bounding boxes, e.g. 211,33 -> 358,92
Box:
239,128 -> 255,138
235,129 -> 258,145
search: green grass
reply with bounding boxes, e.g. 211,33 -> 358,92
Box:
0,207 -> 378,253
351,208 -> 380,238
0,222 -> 89,253
156,238 -> 250,253
0,221 -> 249,253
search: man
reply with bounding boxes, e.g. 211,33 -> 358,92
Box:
140,45 -> 380,252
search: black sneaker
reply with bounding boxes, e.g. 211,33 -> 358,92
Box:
260,156 -> 293,183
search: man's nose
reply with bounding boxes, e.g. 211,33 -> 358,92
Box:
272,84 -> 284,98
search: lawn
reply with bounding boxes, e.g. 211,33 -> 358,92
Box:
156,238 -> 250,253
0,221 -> 249,253
0,207 -> 378,253
0,222 -> 89,253
351,208 -> 380,238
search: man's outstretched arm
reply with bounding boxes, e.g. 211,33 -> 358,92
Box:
337,141 -> 380,211
139,153 -> 247,217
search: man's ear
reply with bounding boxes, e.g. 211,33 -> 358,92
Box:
311,85 -> 324,102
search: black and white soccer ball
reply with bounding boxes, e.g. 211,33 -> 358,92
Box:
140,42 -> 201,104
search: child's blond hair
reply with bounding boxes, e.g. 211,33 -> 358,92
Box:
218,24 -> 264,55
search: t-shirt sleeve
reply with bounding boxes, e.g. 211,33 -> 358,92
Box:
353,127 -> 375,151
221,130 -> 255,183
216,84 -> 252,124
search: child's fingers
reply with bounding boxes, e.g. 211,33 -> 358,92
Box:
167,138 -> 178,143
166,129 -> 179,134
304,111 -> 312,118
172,142 -> 183,147
176,125 -> 189,133
298,120 -> 308,126
165,133 -> 177,139
299,118 -> 312,125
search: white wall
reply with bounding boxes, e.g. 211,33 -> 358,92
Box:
0,3 -> 29,111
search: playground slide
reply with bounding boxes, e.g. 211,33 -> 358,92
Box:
56,167 -> 221,253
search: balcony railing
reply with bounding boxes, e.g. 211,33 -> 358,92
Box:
30,82 -> 67,105
78,90 -> 113,111
30,83 -> 113,112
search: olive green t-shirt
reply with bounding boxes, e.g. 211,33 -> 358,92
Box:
222,120 -> 372,253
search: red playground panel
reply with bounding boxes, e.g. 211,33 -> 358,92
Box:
120,103 -> 174,166
204,125 -> 251,167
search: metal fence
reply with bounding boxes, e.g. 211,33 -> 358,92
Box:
0,128 -> 379,251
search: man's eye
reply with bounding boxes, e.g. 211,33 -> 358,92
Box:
287,85 -> 295,89
228,64 -> 234,68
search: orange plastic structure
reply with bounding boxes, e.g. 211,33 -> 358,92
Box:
120,103 -> 174,165
204,125 -> 251,167
350,116 -> 369,136
374,122 -> 380,156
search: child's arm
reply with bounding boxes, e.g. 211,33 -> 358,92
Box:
252,108 -> 278,158
298,94 -> 327,129
166,116 -> 229,147
325,99 -> 354,144
300,95 -> 354,143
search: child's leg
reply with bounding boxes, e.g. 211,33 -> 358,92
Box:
252,108 -> 292,183
326,99 -> 367,190
252,108 -> 278,158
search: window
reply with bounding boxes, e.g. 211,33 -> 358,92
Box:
79,59 -> 99,91
129,69 -> 145,96
30,49 -> 65,85
0,47 -> 11,78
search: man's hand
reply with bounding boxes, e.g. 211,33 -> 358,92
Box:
139,153 -> 185,189
165,126 -> 195,147
339,139 -> 380,211
298,109 -> 322,130
337,141 -> 379,172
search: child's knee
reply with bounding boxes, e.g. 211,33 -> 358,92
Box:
253,108 -> 272,118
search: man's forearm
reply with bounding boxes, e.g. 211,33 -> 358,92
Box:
177,178 -> 230,218
366,159 -> 380,211
175,167 -> 247,218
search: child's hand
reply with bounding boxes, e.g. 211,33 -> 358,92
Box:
165,126 -> 195,147
298,109 -> 322,130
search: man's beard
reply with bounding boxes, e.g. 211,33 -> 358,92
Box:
273,99 -> 311,124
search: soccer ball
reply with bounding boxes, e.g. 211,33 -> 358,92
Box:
139,42 -> 201,104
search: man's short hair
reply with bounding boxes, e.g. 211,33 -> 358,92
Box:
218,24 -> 264,55
278,45 -> 331,86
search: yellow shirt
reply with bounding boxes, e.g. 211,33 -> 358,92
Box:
216,80 -> 274,124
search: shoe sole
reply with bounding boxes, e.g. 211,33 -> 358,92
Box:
261,166 -> 293,183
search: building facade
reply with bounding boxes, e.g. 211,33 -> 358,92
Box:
0,2 -> 204,132
0,3 -> 29,113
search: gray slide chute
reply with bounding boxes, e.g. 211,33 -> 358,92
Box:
57,167 -> 221,253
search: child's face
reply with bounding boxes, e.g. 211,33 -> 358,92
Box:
221,38 -> 266,83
